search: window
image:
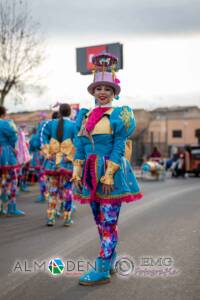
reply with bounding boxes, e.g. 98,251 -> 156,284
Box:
172,130 -> 182,138
150,131 -> 154,143
195,128 -> 200,144
195,129 -> 200,138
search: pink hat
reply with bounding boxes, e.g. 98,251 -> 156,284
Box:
87,52 -> 121,96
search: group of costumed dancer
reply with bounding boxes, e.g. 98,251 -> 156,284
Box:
0,52 -> 143,286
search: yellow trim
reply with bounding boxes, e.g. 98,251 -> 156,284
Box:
119,107 -> 132,132
71,159 -> 84,182
91,116 -> 113,134
42,138 -> 75,165
63,211 -> 71,220
100,160 -> 120,185
41,144 -> 50,158
100,175 -> 114,185
47,209 -> 56,219
125,140 -> 132,161
73,159 -> 84,167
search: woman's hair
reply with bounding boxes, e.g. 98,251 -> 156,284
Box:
32,127 -> 37,135
52,111 -> 59,119
109,86 -> 115,95
57,103 -> 71,142
0,106 -> 6,117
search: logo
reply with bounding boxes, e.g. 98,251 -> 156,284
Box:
48,258 -> 65,276
12,255 -> 179,278
115,257 -> 134,277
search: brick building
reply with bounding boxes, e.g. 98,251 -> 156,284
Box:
132,106 -> 200,164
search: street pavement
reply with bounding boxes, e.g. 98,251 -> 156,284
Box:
0,177 -> 200,300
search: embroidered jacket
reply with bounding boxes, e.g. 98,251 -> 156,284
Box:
72,106 -> 143,204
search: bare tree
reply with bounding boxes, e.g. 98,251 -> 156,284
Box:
0,0 -> 44,105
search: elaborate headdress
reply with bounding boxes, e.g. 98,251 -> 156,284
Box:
87,51 -> 121,96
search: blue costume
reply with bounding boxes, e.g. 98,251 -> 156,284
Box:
73,106 -> 143,285
29,132 -> 42,169
41,117 -> 76,226
72,52 -> 143,286
29,121 -> 49,202
0,119 -> 24,216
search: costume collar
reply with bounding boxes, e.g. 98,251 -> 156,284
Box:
85,107 -> 111,133
95,103 -> 113,108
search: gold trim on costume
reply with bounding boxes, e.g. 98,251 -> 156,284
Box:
41,144 -> 50,158
42,138 -> 75,165
71,159 -> 85,182
125,139 -> 133,161
119,107 -> 132,132
73,159 -> 84,167
63,211 -> 71,220
91,116 -> 113,135
100,160 -> 120,185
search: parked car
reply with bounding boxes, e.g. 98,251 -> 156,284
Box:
189,146 -> 200,176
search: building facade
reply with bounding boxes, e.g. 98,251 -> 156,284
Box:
132,106 -> 200,164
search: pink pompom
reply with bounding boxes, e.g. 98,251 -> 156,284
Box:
114,78 -> 120,84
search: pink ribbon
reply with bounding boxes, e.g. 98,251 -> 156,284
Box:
85,107 -> 110,132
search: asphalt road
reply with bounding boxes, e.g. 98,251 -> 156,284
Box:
0,177 -> 200,300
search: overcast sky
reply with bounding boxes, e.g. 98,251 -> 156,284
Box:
30,0 -> 200,35
7,0 -> 200,112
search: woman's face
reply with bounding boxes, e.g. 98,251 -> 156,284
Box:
93,85 -> 114,106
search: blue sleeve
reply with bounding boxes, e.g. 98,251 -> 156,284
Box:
109,106 -> 136,165
74,136 -> 86,160
73,109 -> 89,161
29,134 -> 40,151
38,120 -> 52,147
75,108 -> 89,134
4,120 -> 18,147
70,121 -> 76,143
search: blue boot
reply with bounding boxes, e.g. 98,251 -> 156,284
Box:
46,218 -> 55,226
79,257 -> 111,286
35,194 -> 46,203
55,209 -> 63,218
7,202 -> 25,216
0,203 -> 7,217
1,192 -> 8,202
63,211 -> 73,227
0,194 -> 8,217
110,251 -> 117,275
